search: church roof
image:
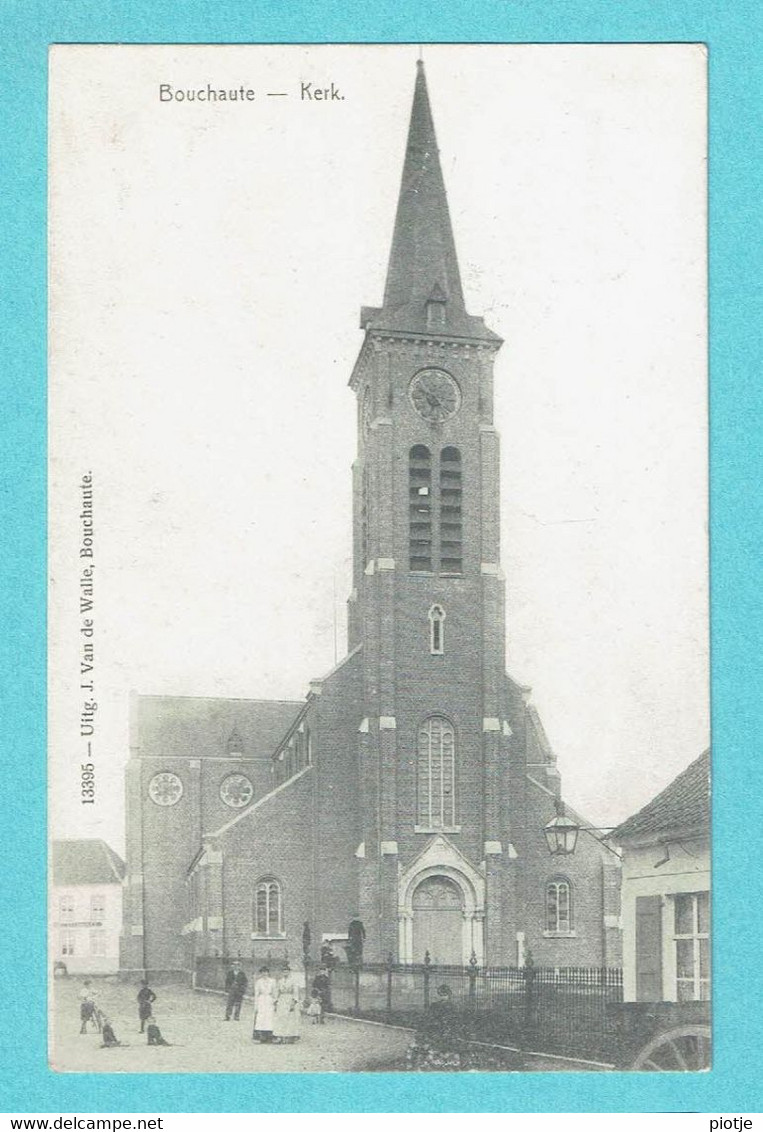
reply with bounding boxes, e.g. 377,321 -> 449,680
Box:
360,61 -> 500,343
52,839 -> 125,887
611,749 -> 710,845
131,693 -> 304,762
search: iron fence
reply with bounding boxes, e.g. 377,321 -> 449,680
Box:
193,954 -> 624,1064
313,958 -> 623,1064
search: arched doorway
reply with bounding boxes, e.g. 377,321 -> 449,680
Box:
412,875 -> 464,965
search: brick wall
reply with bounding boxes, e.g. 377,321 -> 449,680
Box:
215,769 -> 316,964
517,774 -> 622,967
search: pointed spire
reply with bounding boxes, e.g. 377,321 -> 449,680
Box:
360,61 -> 500,343
382,61 -> 464,323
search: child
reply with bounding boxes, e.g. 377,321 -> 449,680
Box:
79,981 -> 100,1034
99,1015 -> 121,1048
306,990 -> 322,1024
145,1014 -> 171,1046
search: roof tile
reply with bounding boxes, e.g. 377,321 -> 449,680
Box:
612,749 -> 710,843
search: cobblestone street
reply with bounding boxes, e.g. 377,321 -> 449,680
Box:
51,979 -> 412,1073
52,978 -> 598,1073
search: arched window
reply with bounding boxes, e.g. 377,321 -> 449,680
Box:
439,447 -> 462,573
254,878 -> 283,936
409,445 -> 432,572
417,716 -> 456,829
428,604 -> 446,655
545,878 -> 572,933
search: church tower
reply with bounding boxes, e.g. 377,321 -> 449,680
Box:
348,62 -> 512,964
122,60 -> 621,980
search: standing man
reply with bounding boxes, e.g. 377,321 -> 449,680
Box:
346,917 -> 366,968
224,962 -> 248,1021
136,979 -> 157,1034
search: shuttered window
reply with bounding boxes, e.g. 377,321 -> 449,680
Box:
635,894 -> 663,1002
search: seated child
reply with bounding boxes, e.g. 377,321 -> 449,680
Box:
146,1015 -> 171,1046
99,1016 -> 121,1048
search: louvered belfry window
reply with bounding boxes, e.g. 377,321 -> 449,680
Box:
409,445 -> 433,571
439,447 -> 462,573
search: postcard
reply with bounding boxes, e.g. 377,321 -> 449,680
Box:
48,43 -> 709,1073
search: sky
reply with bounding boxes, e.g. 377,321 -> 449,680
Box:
48,43 -> 708,851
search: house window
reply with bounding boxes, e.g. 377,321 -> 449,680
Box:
439,447 -> 462,573
59,894 -> 75,921
546,878 -> 572,933
674,891 -> 710,1002
90,894 -> 105,921
90,929 -> 107,957
254,878 -> 283,936
60,930 -> 75,957
417,716 -> 456,829
409,446 -> 432,572
428,604 -> 446,655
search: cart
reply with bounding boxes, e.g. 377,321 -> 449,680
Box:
614,1000 -> 711,1071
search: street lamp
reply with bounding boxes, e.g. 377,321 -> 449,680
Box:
543,798 -> 620,858
543,799 -> 580,856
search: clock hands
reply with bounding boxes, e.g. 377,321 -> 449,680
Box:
410,371 -> 460,421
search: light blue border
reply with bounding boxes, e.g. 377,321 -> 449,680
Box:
1,0 -> 760,1113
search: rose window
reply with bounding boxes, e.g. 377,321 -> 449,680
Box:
220,773 -> 254,809
148,771 -> 183,807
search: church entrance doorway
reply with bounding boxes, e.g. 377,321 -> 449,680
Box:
411,875 -> 464,966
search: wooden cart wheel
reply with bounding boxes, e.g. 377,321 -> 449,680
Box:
630,1024 -> 711,1071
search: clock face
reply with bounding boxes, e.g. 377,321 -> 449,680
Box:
409,369 -> 461,423
220,773 -> 254,809
148,771 -> 183,807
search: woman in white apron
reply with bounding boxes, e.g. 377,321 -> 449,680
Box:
252,966 -> 277,1042
273,965 -> 301,1043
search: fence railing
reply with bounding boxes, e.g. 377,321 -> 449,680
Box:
193,955 -> 624,1064
313,958 -> 624,1063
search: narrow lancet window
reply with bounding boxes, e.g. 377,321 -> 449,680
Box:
546,878 -> 572,933
409,445 -> 432,571
254,878 -> 283,936
439,446 -> 462,573
429,604 -> 446,655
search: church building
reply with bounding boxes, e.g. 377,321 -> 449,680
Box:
121,62 -> 621,977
